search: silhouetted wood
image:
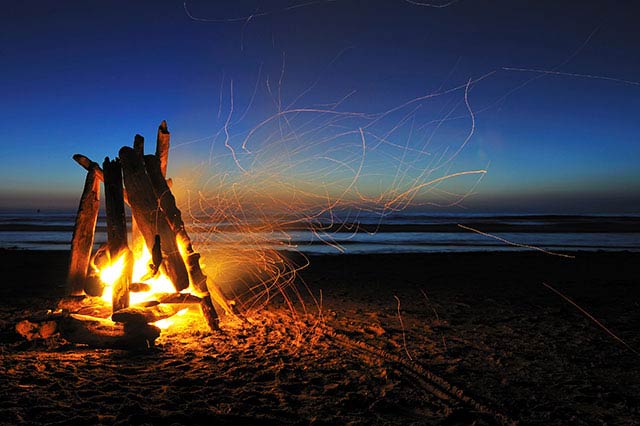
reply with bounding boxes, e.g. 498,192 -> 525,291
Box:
133,133 -> 144,157
119,144 -> 190,292
67,162 -> 101,296
156,120 -> 170,177
103,157 -> 131,312
111,304 -> 184,324
103,158 -> 127,254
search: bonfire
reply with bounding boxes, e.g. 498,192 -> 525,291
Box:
17,121 -> 236,349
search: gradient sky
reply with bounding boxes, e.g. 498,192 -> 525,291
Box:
1,0 -> 638,213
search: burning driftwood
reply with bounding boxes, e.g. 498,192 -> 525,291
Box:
52,121 -> 231,348
103,157 -> 132,313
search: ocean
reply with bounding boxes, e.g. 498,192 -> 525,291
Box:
0,210 -> 639,254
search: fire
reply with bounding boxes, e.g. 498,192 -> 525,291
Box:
95,237 -> 196,329
154,308 -> 189,330
99,254 -> 126,293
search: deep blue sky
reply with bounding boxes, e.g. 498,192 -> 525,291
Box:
1,0 -> 638,213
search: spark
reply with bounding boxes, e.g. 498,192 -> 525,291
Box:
394,295 -> 413,360
403,0 -> 462,8
169,67 -> 491,322
457,224 -> 575,258
502,67 -> 640,87
542,282 -> 639,357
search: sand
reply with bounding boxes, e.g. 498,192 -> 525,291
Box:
1,249 -> 639,425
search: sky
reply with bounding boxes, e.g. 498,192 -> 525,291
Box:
1,0 -> 638,213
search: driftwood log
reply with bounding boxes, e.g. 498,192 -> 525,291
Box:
67,159 -> 101,296
59,314 -> 160,349
16,312 -> 160,350
144,123 -> 228,327
103,157 -> 132,312
156,120 -> 170,178
119,142 -> 190,292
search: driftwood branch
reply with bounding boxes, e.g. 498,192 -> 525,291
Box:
119,144 -> 190,292
145,153 -> 233,307
144,153 -> 227,325
103,157 -> 131,312
67,162 -> 101,296
156,120 -> 170,178
73,154 -> 104,181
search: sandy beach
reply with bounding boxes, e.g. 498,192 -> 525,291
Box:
1,249 -> 639,425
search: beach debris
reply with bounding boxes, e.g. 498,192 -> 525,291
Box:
15,319 -> 57,340
67,156 -> 101,296
15,309 -> 160,350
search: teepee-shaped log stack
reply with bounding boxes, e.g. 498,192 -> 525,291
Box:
60,121 -> 231,347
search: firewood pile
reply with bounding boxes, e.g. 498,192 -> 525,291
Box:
17,121 -> 233,349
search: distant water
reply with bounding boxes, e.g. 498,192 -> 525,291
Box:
0,210 -> 639,254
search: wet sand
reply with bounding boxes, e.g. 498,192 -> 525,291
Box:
1,249 -> 639,425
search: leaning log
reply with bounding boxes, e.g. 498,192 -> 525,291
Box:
144,155 -> 205,288
200,296 -> 220,330
103,157 -> 131,312
67,160 -> 101,296
119,144 -> 190,291
145,153 -> 233,317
